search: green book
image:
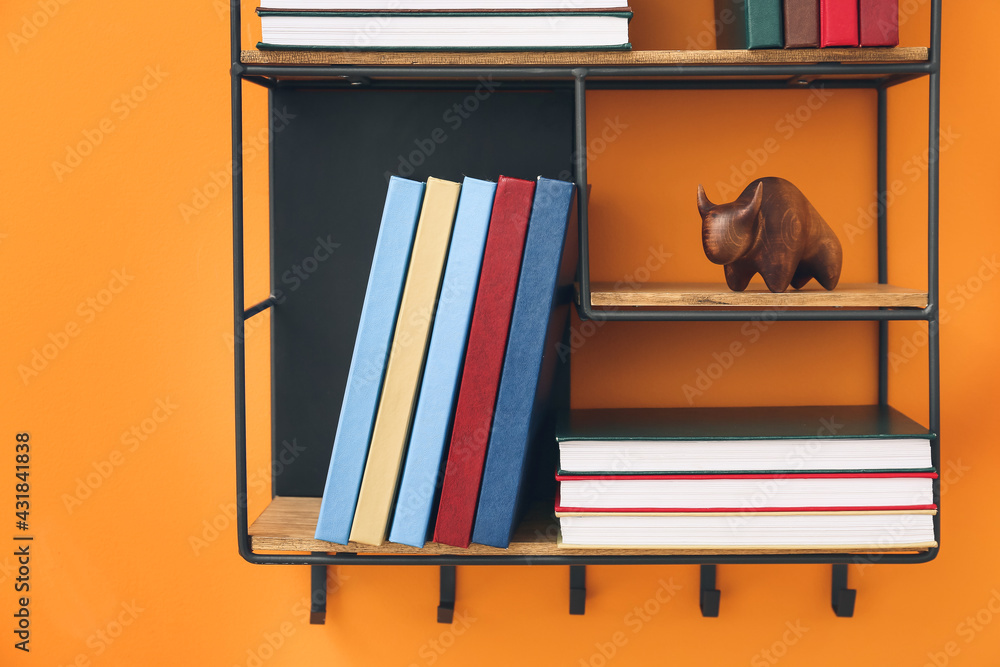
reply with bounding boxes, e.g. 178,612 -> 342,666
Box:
714,0 -> 784,49
556,405 -> 934,475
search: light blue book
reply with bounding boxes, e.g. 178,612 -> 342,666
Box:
314,176 -> 425,544
388,177 -> 496,547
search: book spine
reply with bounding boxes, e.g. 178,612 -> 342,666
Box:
471,178 -> 577,549
859,0 -> 899,46
314,177 -> 424,545
388,178 -> 496,548
820,0 -> 860,46
348,178 -> 462,546
432,176 -> 536,548
783,0 -> 820,48
746,0 -> 784,49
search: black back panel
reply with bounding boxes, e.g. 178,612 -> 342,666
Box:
270,86 -> 574,497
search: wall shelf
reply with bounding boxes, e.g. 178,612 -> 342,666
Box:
583,282 -> 929,309
229,0 -> 943,622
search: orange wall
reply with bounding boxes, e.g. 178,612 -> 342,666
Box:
4,1 -> 1000,665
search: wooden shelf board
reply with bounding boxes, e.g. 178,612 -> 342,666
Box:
249,496 -> 933,556
584,282 -> 928,309
241,47 -> 929,68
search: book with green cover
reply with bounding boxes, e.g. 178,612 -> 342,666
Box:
556,405 -> 935,475
714,0 -> 784,49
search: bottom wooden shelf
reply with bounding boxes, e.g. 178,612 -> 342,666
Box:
249,496 -> 934,557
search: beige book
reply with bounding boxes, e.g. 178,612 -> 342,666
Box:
350,178 -> 461,545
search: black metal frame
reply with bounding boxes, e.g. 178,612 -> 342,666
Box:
229,0 -> 942,602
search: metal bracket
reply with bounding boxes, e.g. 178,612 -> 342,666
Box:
438,566 -> 456,624
570,565 -> 586,615
832,564 -> 857,617
310,562 -> 327,625
699,564 -> 721,617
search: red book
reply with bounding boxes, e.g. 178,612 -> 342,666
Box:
860,0 -> 899,46
432,176 -> 535,548
820,0 -> 859,46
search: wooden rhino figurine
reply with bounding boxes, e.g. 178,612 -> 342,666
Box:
697,177 -> 843,293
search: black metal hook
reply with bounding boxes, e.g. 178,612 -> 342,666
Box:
832,564 -> 857,617
700,564 -> 721,617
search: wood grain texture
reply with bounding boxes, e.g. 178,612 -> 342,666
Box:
698,178 -> 843,293
583,282 -> 928,308
241,47 -> 928,67
250,496 -> 934,556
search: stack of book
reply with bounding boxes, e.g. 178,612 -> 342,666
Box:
555,406 -> 938,551
257,1 -> 632,50
314,173 -> 578,550
715,0 -> 899,49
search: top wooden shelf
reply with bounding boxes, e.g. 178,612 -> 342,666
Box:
241,47 -> 929,68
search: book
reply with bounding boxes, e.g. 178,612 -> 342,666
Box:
557,405 -> 934,474
313,176 -> 424,545
261,0 -> 628,7
557,511 -> 937,549
860,0 -> 899,46
388,177 -> 497,548
471,178 -> 578,549
783,0 -> 820,48
257,9 -> 633,50
820,0 -> 860,47
714,0 -> 784,50
555,472 -> 938,512
349,177 -> 462,546
433,176 -> 536,548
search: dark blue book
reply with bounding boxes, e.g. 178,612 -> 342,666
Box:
470,177 -> 577,548
388,177 -> 496,548
314,176 -> 424,544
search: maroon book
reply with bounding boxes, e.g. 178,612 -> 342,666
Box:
820,0 -> 859,46
432,176 -> 535,548
860,0 -> 899,46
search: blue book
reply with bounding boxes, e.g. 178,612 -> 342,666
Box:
471,177 -> 578,548
388,177 -> 496,548
314,176 -> 425,544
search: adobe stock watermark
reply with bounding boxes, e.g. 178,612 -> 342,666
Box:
577,578 -> 682,667
233,576 -> 349,667
406,610 -> 477,667
386,77 -> 501,182
55,600 -> 144,667
61,397 -> 179,514
7,0 -> 72,54
189,439 -> 306,555
223,234 -> 340,352
556,244 -> 673,361
750,620 -> 809,667
18,268 -> 134,385
52,67 -> 168,182
845,126 -> 962,244
555,115 -> 630,184
712,86 -> 835,201
889,254 -> 999,373
180,107 -> 297,223
681,306 -> 788,405
921,589 -> 1000,667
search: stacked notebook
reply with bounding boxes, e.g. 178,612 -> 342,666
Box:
257,1 -> 632,50
314,174 -> 578,549
715,0 -> 899,49
555,406 -> 938,550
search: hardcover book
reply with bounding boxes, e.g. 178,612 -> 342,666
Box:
820,0 -> 860,47
784,0 -> 820,48
388,177 -> 497,548
714,0 -> 784,50
257,9 -> 633,50
433,176 -> 536,548
859,0 -> 899,46
349,177 -> 461,546
313,177 -> 424,545
471,177 -> 578,549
